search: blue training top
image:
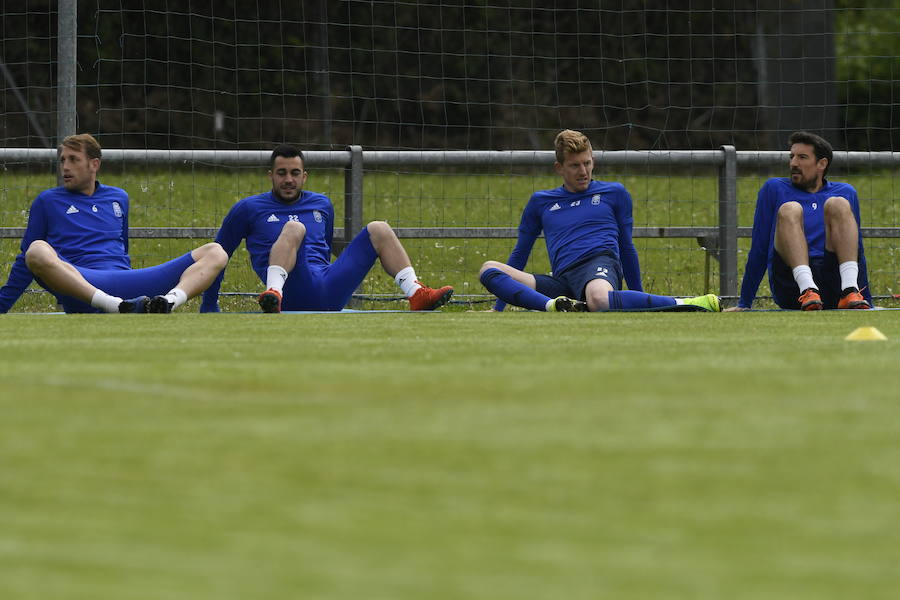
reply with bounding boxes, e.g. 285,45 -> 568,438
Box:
738,177 -> 872,309
200,189 -> 334,312
495,180 -> 642,310
0,183 -> 130,313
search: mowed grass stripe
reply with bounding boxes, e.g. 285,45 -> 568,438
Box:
1,312 -> 899,599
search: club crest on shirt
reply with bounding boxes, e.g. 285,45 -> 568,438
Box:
112,201 -> 123,217
592,194 -> 602,205
313,210 -> 323,223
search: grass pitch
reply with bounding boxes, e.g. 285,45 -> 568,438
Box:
2,310 -> 899,599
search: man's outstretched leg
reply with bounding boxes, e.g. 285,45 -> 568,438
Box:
367,221 -> 453,310
25,240 -> 125,313
478,262 -> 586,312
583,278 -> 720,312
120,243 -> 228,313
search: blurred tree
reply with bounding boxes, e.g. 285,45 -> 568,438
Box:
835,2 -> 900,149
2,2 -> 898,151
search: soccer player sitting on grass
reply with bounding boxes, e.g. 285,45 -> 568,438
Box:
200,144 -> 453,313
479,129 -> 720,312
724,131 -> 872,311
0,134 -> 228,314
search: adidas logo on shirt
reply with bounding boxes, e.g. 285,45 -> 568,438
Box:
549,203 -> 561,211
267,214 -> 280,222
66,205 -> 79,214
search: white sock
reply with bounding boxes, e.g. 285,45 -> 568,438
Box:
90,289 -> 123,313
163,287 -> 188,310
838,261 -> 859,291
394,266 -> 422,297
266,265 -> 289,293
792,265 -> 817,292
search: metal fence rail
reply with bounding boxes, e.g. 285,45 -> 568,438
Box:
3,147 -> 900,298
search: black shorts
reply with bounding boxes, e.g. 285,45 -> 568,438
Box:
771,250 -> 842,309
533,251 -> 623,301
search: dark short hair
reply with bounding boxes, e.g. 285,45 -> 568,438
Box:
270,144 -> 304,169
788,131 -> 833,177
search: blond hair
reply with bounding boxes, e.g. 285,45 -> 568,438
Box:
554,129 -> 592,163
58,133 -> 102,160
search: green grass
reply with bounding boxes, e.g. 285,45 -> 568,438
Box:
2,311 -> 900,599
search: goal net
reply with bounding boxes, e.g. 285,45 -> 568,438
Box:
2,2 -> 898,310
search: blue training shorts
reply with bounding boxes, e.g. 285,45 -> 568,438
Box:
533,251 -> 623,301
54,252 -> 196,313
771,250 -> 842,309
277,227 -> 379,311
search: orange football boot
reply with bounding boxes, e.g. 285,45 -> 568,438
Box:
798,288 -> 823,311
837,289 -> 870,309
258,288 -> 283,313
409,283 -> 453,311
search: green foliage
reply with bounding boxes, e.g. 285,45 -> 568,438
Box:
5,5 -> 900,150
835,4 -> 900,149
835,3 -> 900,79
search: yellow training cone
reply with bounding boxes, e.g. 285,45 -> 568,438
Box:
845,326 -> 888,341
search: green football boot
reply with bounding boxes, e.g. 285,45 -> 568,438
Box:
546,296 -> 589,312
680,293 -> 721,312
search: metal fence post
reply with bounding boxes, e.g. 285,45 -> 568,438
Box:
341,145 -> 365,307
718,145 -> 738,297
56,0 -> 77,139
56,0 -> 78,185
344,145 -> 364,243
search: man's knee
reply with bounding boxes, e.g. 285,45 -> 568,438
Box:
584,286 -> 609,311
193,242 -> 229,268
776,201 -> 803,223
479,260 -> 505,276
280,219 -> 306,243
366,220 -> 394,240
583,278 -> 614,311
824,196 -> 852,219
24,240 -> 57,272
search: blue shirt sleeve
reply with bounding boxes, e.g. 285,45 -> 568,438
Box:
0,196 -> 48,313
738,182 -> 776,309
615,188 -> 643,292
0,256 -> 37,314
493,199 -> 541,311
200,201 -> 249,313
